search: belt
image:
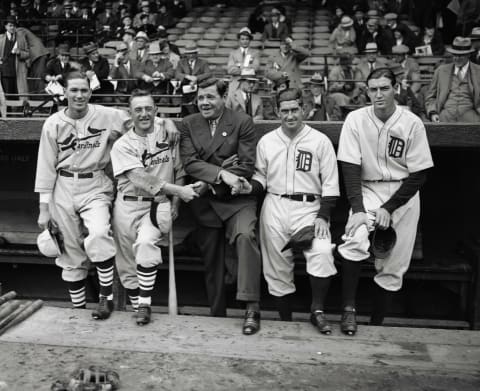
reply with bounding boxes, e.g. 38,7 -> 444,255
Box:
59,170 -> 93,178
280,194 -> 317,202
123,195 -> 155,202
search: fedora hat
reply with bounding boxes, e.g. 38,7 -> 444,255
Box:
116,42 -> 129,52
340,16 -> 353,28
20,0 -> 31,6
135,31 -> 149,41
140,0 -> 150,7
309,72 -> 324,85
384,13 -> 398,21
366,9 -> 379,19
149,41 -> 162,54
446,36 -> 475,55
364,42 -> 378,53
238,27 -> 253,40
63,0 -> 73,9
183,43 -> 198,54
469,27 -> 480,40
83,42 -> 98,54
239,68 -> 259,81
392,44 -> 409,54
4,16 -> 17,25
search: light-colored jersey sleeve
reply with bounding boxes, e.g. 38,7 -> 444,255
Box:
318,136 -> 340,197
110,136 -> 144,178
34,118 -> 59,193
251,136 -> 267,189
337,114 -> 361,165
406,120 -> 434,173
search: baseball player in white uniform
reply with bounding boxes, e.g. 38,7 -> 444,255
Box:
336,68 -> 434,335
111,90 -> 198,325
237,88 -> 340,333
34,71 -> 177,320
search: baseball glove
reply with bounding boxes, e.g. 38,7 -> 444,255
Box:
281,225 -> 315,252
370,226 -> 397,259
51,366 -> 120,391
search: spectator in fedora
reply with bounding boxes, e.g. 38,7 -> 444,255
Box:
45,43 -> 73,86
265,37 -> 309,90
357,17 -> 390,54
109,41 -> 141,102
158,27 -> 180,55
136,41 -> 174,104
330,15 -> 357,55
391,44 -> 421,93
469,27 -> 480,65
328,54 -> 366,108
116,13 -> 134,40
263,8 -> 289,41
226,68 -> 264,121
129,31 -> 150,63
137,12 -> 157,38
426,37 -> 480,123
384,12 -> 415,54
357,42 -> 388,80
227,27 -> 261,99
304,73 -> 341,121
156,2 -> 176,29
0,16 -> 29,101
122,28 -> 136,50
77,2 -> 95,43
79,42 -> 114,103
96,2 -> 120,44
134,0 -> 157,28
389,62 -> 425,118
175,43 -> 212,116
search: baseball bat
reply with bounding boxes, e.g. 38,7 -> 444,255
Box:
0,300 -> 43,336
0,300 -> 21,321
168,225 -> 178,316
0,291 -> 16,306
0,302 -> 28,331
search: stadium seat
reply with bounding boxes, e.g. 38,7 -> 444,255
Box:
215,22 -> 231,29
214,47 -> 233,56
104,40 -> 124,50
311,47 -> 334,55
250,41 -> 262,48
176,22 -> 191,29
204,33 -> 223,40
312,39 -> 331,47
224,33 -> 238,40
175,40 -> 194,48
206,56 -> 228,66
187,27 -> 206,34
197,39 -> 218,48
219,40 -> 238,48
313,26 -> 330,33
179,16 -> 195,23
200,16 -> 217,23
181,33 -> 203,40
292,27 -> 309,33
167,28 -> 185,35
206,28 -> 226,34
263,40 -> 281,48
293,21 -> 311,27
198,47 -> 213,56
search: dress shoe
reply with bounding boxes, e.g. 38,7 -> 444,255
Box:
242,310 -> 260,335
341,308 -> 357,336
310,310 -> 332,334
136,304 -> 152,325
91,296 -> 113,320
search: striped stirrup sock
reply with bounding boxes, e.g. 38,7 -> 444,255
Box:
137,265 -> 157,306
68,280 -> 86,308
96,258 -> 114,298
126,287 -> 140,311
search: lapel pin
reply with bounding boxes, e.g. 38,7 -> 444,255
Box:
222,132 -> 227,137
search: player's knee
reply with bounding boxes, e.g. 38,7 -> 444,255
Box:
338,225 -> 370,261
86,224 -> 111,241
310,238 -> 334,255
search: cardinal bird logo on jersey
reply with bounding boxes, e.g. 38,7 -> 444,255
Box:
58,128 -> 106,152
141,142 -> 170,166
388,136 -> 405,158
296,149 -> 313,172
87,126 -> 107,135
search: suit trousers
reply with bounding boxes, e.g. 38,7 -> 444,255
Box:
196,204 -> 261,316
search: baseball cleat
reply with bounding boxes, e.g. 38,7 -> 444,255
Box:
136,304 -> 152,325
91,296 -> 113,320
340,308 -> 357,336
310,310 -> 332,334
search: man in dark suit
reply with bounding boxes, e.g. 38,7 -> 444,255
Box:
44,43 -> 73,86
179,77 -> 261,335
109,42 -> 140,103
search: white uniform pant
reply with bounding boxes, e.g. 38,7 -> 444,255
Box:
50,172 -> 115,282
260,194 -> 337,297
337,181 -> 420,291
113,196 -> 171,290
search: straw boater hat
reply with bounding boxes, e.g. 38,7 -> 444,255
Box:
446,37 -> 475,55
340,16 -> 354,28
116,42 -> 128,52
183,43 -> 199,54
392,44 -> 409,54
469,27 -> 480,41
135,31 -> 149,41
364,42 -> 378,53
366,10 -> 379,19
238,27 -> 253,40
309,72 -> 324,85
83,42 -> 98,54
239,68 -> 259,81
384,13 -> 398,21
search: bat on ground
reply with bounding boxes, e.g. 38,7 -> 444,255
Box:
0,291 -> 16,306
0,300 -> 21,322
0,299 -> 43,336
168,225 -> 177,316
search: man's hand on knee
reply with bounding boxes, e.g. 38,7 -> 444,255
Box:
345,212 -> 368,237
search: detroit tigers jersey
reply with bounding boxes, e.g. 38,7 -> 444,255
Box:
35,104 -> 129,193
337,106 -> 434,181
111,122 -> 185,197
252,124 -> 339,197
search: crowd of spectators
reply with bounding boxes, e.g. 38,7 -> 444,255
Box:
0,0 -> 479,123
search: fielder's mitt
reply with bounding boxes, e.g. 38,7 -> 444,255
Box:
281,225 -> 315,252
370,226 -> 397,259
51,366 -> 120,391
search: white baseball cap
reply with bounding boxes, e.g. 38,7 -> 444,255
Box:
37,229 -> 61,258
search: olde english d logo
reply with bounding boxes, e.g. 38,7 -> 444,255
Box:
388,136 -> 405,158
296,149 -> 312,172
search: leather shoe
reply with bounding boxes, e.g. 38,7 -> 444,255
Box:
136,304 -> 152,325
91,296 -> 113,320
310,310 -> 332,334
242,310 -> 260,335
341,308 -> 357,336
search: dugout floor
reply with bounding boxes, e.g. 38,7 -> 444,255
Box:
0,306 -> 479,390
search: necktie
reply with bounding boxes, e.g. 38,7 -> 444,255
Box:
242,49 -> 246,62
245,93 -> 252,116
209,120 -> 217,137
189,60 -> 194,73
